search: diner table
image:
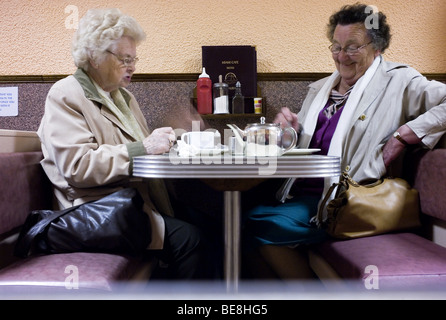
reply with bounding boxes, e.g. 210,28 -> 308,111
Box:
133,151 -> 340,291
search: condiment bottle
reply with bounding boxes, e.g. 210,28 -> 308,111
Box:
232,81 -> 245,114
213,75 -> 229,114
196,67 -> 212,114
254,97 -> 263,114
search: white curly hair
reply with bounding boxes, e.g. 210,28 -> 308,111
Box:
71,8 -> 146,71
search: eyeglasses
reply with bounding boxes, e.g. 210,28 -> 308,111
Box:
329,41 -> 372,56
106,50 -> 139,67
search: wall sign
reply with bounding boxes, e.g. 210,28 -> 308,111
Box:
0,87 -> 18,116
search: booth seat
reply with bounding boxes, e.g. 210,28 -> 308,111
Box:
308,147 -> 446,290
0,130 -> 154,293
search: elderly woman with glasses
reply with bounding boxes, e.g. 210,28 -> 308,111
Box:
242,3 -> 446,279
37,8 -> 207,280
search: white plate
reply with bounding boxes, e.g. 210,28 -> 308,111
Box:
283,148 -> 321,155
196,145 -> 229,155
173,145 -> 229,156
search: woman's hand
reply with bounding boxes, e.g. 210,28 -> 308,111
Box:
382,124 -> 422,167
274,107 -> 300,132
143,127 -> 176,155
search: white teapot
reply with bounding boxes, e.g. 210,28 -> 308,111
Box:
227,117 -> 298,156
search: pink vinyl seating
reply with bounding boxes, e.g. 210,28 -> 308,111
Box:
308,147 -> 446,290
0,151 -> 154,293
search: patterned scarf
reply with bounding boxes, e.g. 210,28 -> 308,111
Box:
323,86 -> 354,119
93,81 -> 146,141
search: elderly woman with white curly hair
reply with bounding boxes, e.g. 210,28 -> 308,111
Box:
37,8 -> 207,280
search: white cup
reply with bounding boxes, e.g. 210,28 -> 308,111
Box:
181,131 -> 215,149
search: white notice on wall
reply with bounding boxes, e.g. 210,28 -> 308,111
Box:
0,87 -> 18,116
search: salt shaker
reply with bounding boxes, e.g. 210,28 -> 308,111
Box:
213,75 -> 229,114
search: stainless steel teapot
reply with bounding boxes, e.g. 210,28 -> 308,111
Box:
227,117 -> 298,156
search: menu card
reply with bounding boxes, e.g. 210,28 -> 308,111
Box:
202,45 -> 257,112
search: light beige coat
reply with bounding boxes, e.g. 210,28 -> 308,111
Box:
37,69 -> 172,249
298,58 -> 446,183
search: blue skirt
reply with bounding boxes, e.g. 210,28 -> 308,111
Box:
243,194 -> 328,249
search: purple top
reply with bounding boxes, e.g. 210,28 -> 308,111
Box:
291,99 -> 345,197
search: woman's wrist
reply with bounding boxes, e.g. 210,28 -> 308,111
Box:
393,131 -> 409,146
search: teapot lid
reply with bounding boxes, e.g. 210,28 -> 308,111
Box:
248,116 -> 279,127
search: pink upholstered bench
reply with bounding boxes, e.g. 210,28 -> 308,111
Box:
0,151 -> 153,293
0,252 -> 148,292
311,233 -> 446,290
309,148 -> 446,290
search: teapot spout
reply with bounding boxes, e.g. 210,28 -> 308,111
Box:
227,124 -> 245,146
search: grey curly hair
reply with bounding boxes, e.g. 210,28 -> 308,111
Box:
71,8 -> 146,71
327,3 -> 391,53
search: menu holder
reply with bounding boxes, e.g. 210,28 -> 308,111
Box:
202,45 -> 257,113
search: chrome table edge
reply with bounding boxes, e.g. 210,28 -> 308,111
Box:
133,154 -> 341,179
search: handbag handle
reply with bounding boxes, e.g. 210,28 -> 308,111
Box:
316,171 -> 353,226
14,204 -> 81,257
316,179 -> 341,226
316,172 -> 387,226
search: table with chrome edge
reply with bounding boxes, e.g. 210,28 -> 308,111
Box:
133,153 -> 340,291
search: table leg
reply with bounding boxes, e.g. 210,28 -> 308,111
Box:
224,190 -> 241,293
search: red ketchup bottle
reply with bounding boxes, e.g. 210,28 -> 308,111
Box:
196,67 -> 212,114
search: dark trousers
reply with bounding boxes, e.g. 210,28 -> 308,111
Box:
163,179 -> 224,279
149,214 -> 208,280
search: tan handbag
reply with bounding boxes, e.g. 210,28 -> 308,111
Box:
318,172 -> 421,239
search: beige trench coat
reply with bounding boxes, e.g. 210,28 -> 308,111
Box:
37,69 -> 172,249
296,58 -> 446,222
298,58 -> 446,183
